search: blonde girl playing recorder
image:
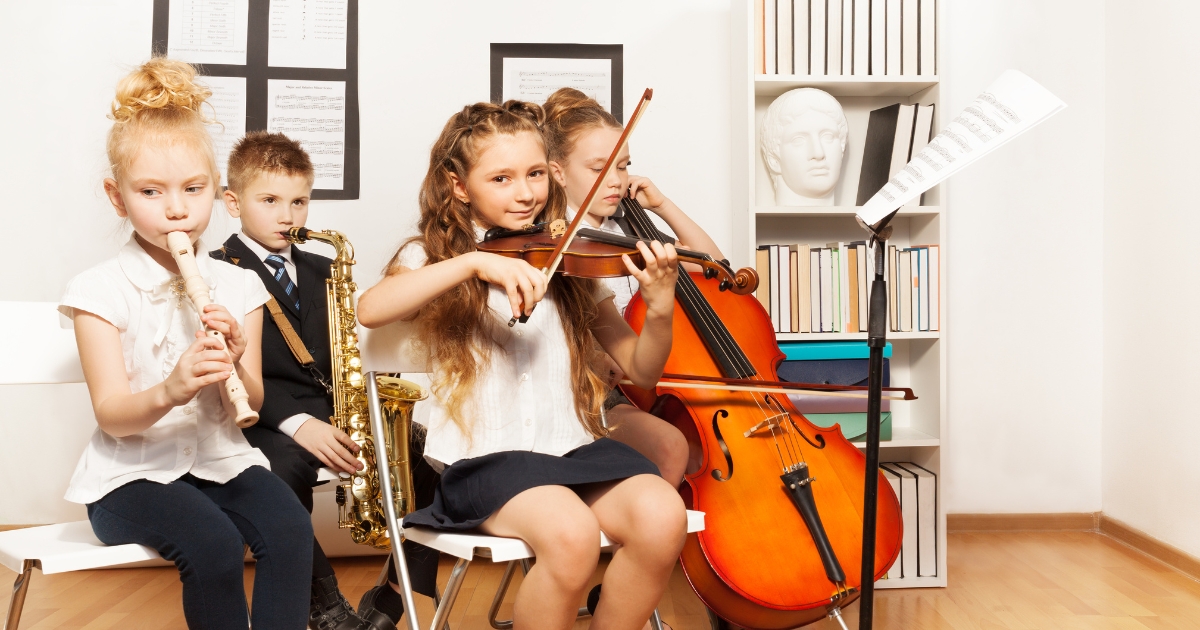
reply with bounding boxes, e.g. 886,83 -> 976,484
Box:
59,58 -> 313,630
542,87 -> 727,488
356,101 -> 687,630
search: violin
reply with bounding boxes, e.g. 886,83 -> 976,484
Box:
617,191 -> 904,629
477,221 -> 758,296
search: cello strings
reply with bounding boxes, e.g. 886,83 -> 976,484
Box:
619,199 -> 801,471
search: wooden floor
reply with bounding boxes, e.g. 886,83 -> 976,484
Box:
3,531 -> 1199,629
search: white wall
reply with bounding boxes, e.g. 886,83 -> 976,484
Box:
0,0 -> 733,524
1102,1 -> 1200,557
940,1 -> 1106,513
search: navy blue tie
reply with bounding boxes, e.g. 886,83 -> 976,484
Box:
264,255 -> 301,312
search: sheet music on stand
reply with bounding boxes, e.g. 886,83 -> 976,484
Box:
152,0 -> 361,199
858,70 -> 1067,226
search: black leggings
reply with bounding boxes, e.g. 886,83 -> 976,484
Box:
87,466 -> 313,630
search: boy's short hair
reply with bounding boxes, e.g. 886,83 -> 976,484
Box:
226,131 -> 314,193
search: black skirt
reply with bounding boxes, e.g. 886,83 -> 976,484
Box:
402,438 -> 660,531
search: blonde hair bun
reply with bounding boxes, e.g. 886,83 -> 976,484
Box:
543,88 -> 596,125
111,57 -> 212,124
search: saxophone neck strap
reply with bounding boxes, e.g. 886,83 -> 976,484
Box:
264,296 -> 316,366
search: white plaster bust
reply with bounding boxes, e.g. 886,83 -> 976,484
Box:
760,88 -> 848,206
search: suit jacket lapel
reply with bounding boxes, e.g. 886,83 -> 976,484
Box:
225,236 -> 300,318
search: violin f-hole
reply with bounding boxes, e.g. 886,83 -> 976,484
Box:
710,409 -> 734,482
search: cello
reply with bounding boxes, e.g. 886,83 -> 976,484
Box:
617,195 -> 904,629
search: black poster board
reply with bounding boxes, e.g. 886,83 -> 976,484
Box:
490,43 -> 624,122
152,0 -> 360,200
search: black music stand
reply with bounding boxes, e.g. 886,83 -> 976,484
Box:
854,209 -> 898,630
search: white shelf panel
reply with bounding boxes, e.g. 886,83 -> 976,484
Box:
875,575 -> 947,589
756,205 -> 941,218
755,75 -> 939,98
849,426 -> 940,448
776,331 -> 939,341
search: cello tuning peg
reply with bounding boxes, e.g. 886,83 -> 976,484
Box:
704,267 -> 718,279
719,279 -> 732,292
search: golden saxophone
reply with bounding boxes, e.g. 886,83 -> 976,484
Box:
286,227 -> 426,549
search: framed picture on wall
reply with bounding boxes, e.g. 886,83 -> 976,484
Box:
490,43 -> 624,121
151,0 -> 361,200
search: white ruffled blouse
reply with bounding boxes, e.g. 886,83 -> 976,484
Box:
58,236 -> 271,504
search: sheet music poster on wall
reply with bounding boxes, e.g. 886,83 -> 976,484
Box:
490,43 -> 624,122
152,0 -> 361,199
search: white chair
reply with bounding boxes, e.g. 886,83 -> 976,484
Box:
0,301 -> 340,630
357,319 -> 706,630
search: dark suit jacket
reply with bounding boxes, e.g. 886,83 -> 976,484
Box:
210,235 -> 335,432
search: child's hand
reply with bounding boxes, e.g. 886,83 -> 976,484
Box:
470,252 -> 549,319
623,240 -> 678,318
164,336 -> 233,406
293,419 -> 364,474
628,176 -> 668,210
200,304 -> 246,363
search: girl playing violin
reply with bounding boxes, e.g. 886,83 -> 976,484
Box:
356,100 -> 687,630
543,87 -> 727,488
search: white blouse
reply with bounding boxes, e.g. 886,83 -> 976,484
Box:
396,236 -> 614,470
568,208 -> 639,315
58,236 -> 272,504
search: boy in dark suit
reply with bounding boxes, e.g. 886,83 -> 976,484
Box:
211,132 -> 392,630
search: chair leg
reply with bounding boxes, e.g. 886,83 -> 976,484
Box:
3,560 -> 36,630
428,558 -> 469,630
485,561 -> 518,630
651,608 -> 665,630
376,554 -> 392,587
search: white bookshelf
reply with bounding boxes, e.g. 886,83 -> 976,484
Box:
730,0 -> 947,590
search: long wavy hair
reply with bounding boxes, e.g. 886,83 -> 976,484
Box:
388,101 -> 609,441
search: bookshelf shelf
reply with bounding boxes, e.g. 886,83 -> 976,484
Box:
755,75 -> 939,98
733,0 -> 947,590
777,331 -> 939,341
756,205 -> 942,218
852,426 -> 940,449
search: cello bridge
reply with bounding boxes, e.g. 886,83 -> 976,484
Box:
743,413 -> 789,437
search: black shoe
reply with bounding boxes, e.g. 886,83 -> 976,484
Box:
586,584 -> 602,615
310,575 -> 367,630
356,585 -> 400,630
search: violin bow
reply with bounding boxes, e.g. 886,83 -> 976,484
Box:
508,88 -> 655,326
626,373 -> 918,401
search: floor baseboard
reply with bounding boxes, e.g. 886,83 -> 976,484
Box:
947,512 -> 1100,532
948,512 -> 1200,582
1099,515 -> 1200,582
0,524 -> 36,532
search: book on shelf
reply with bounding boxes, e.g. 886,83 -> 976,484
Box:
853,0 -> 869,75
920,0 -> 935,75
756,240 -> 939,335
810,0 -> 825,75
885,0 -> 901,76
905,103 -> 935,207
879,465 -> 903,578
895,462 -> 938,577
757,0 -> 933,77
879,462 -> 938,580
795,1 -> 810,74
827,0 -> 843,75
755,246 -> 771,313
861,102 -> 937,206
902,0 -> 918,75
882,462 -> 919,579
778,0 -> 793,75
870,0 -> 885,75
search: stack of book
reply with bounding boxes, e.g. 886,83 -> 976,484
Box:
756,0 -> 936,76
856,102 -> 936,207
879,461 -> 938,579
754,242 -> 939,333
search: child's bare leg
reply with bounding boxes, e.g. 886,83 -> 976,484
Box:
606,405 -> 689,487
580,474 -> 687,630
479,485 -> 600,630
